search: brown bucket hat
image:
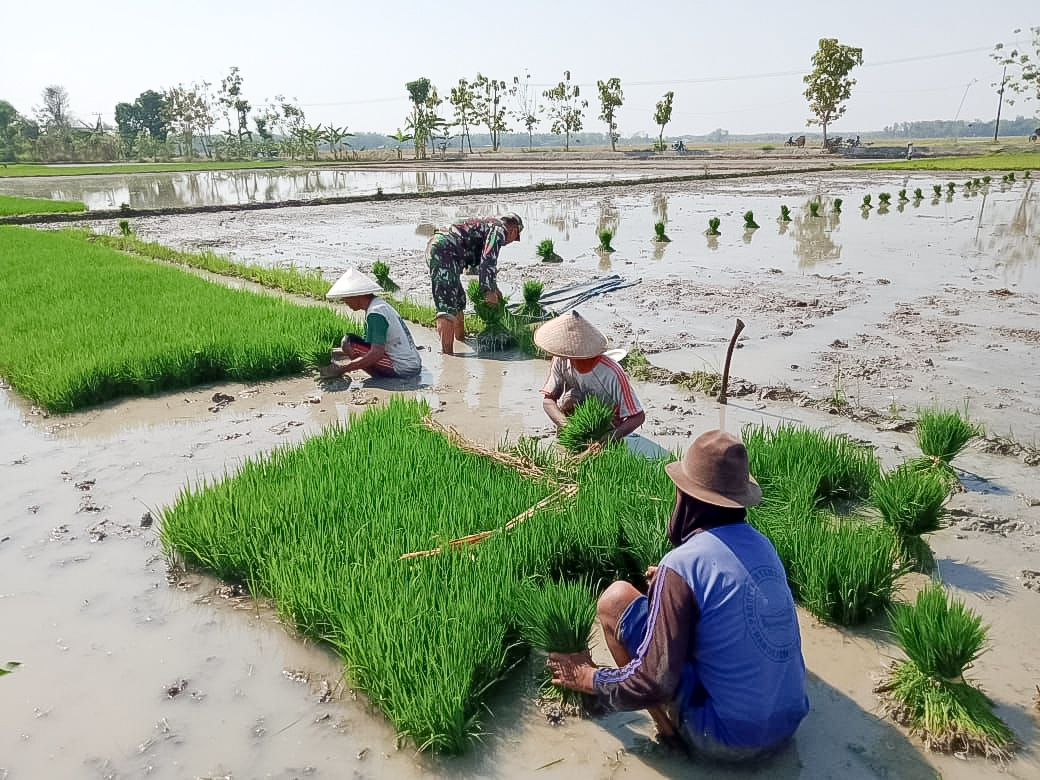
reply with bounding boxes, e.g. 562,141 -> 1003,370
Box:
533,311 -> 608,359
665,430 -> 762,508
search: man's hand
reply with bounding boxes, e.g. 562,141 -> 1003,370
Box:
645,565 -> 659,589
483,290 -> 501,306
547,650 -> 597,693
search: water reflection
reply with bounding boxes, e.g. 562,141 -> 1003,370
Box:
790,197 -> 842,266
984,180 -> 1039,275
0,168 -> 654,211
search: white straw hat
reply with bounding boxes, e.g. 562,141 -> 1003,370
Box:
534,311 -> 608,359
326,267 -> 383,299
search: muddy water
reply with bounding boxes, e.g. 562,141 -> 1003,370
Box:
0,167 -> 668,211
3,166 -> 1040,778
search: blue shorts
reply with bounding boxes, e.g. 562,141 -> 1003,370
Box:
617,594 -> 650,657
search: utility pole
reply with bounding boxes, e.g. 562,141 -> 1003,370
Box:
993,66 -> 1007,142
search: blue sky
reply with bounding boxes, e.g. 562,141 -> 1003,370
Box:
3,0 -> 1036,137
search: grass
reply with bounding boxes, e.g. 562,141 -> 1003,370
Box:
0,226 -> 357,412
866,151 -> 1040,172
0,160 -> 290,178
0,194 -> 86,216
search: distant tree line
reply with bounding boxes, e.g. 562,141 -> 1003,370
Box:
2,29 -> 1037,164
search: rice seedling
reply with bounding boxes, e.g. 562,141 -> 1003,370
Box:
831,197 -> 842,213
742,210 -> 759,229
876,584 -> 1015,758
536,238 -> 563,263
871,464 -> 949,537
878,192 -> 892,205
933,184 -> 943,197
516,279 -> 547,319
597,229 -> 615,252
779,204 -> 792,222
909,407 -> 981,483
913,188 -> 924,199
514,577 -> 598,714
705,216 -> 721,235
0,226 -> 357,412
807,201 -> 821,217
0,661 -> 22,677
557,395 -> 615,452
982,175 -> 991,185
946,182 -> 956,194
371,260 -> 399,292
898,189 -> 908,202
861,194 -> 873,209
653,221 -> 670,242
118,219 -> 133,237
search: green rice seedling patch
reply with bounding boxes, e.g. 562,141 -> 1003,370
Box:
911,407 -> 981,484
0,160 -> 289,178
0,194 -> 86,216
161,401 -> 684,752
743,424 -> 901,624
0,226 -> 357,411
876,584 -> 1015,759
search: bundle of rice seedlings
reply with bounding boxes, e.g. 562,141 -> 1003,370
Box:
557,396 -> 615,452
516,280 -> 547,319
371,260 -> 399,292
914,407 -> 980,470
597,229 -> 615,252
743,210 -> 759,229
653,221 -> 670,241
871,463 -> 950,571
876,584 -> 1015,758
536,239 -> 563,263
514,578 -> 597,716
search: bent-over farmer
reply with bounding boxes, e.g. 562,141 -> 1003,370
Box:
426,213 -> 524,354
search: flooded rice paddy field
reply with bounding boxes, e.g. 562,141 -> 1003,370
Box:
2,165 -> 1039,778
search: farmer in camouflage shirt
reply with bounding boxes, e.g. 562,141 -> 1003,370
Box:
426,213 -> 524,354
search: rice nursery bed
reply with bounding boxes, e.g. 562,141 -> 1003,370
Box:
0,226 -> 359,412
160,400 -> 981,755
0,193 -> 86,216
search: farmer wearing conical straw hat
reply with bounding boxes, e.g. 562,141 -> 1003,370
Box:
548,430 -> 809,762
426,213 -> 524,355
319,267 -> 421,379
534,311 -> 645,442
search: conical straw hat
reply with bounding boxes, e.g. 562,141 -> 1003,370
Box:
326,267 -> 382,299
534,311 -> 608,359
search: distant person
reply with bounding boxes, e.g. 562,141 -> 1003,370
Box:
534,311 -> 645,442
548,429 -> 809,763
425,213 -> 524,355
319,267 -> 421,379
906,141 -> 914,160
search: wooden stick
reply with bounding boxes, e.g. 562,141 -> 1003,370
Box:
717,318 -> 745,405
399,484 -> 578,560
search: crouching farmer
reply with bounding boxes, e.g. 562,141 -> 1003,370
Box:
548,430 -> 809,763
534,310 -> 645,442
320,267 -> 421,379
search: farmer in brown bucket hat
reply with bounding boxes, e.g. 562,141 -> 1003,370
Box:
548,430 -> 809,763
533,311 -> 645,442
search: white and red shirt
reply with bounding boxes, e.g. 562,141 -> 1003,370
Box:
540,355 -> 642,425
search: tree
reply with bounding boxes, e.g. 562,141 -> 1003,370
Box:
803,38 -> 863,145
510,71 -> 540,151
322,125 -> 353,159
217,66 -> 252,146
135,90 -> 168,142
163,83 -> 213,158
542,71 -> 587,151
992,27 -> 1040,122
406,78 -> 433,159
596,78 -> 624,151
472,74 -> 509,151
654,91 -> 674,151
0,99 -> 23,161
448,78 -> 479,153
35,85 -> 72,131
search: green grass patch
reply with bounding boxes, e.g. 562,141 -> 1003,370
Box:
0,226 -> 358,412
0,161 -> 290,178
865,152 -> 1039,172
0,194 -> 86,216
